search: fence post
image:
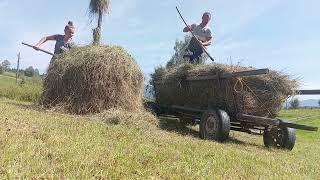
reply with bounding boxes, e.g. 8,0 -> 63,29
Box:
16,52 -> 20,84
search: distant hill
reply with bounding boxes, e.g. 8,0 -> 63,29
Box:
300,99 -> 320,107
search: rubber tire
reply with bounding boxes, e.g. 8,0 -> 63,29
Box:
263,127 -> 296,150
199,109 -> 230,142
217,110 -> 231,141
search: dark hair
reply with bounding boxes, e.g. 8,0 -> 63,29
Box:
65,21 -> 75,31
203,12 -> 211,19
68,21 -> 74,26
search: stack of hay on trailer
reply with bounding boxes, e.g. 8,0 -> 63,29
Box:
151,63 -> 298,118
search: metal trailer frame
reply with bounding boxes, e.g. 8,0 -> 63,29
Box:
147,68 -> 319,150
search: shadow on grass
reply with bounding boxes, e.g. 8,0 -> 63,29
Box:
159,116 -> 199,138
227,135 -> 263,148
159,116 -> 264,149
4,101 -> 44,112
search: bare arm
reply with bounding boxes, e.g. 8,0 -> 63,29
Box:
183,25 -> 191,32
183,24 -> 196,32
202,37 -> 212,47
33,35 -> 57,50
202,29 -> 213,47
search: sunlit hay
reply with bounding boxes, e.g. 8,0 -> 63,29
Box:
92,109 -> 159,130
152,63 -> 298,118
41,45 -> 144,114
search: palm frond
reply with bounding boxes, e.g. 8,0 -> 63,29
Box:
88,0 -> 110,18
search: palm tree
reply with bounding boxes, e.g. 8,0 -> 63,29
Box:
88,0 -> 110,45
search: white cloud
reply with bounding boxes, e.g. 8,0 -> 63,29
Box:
210,37 -> 320,89
106,0 -> 138,22
213,0 -> 282,39
1,0 -> 320,90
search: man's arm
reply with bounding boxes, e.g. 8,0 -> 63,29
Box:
183,24 -> 196,32
202,28 -> 212,47
183,25 -> 191,32
202,37 -> 212,47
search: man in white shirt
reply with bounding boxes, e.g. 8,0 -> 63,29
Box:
183,12 -> 212,64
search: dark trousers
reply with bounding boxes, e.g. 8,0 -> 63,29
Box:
183,48 -> 203,64
183,37 -> 203,64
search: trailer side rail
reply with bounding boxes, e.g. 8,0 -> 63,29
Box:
238,114 -> 318,131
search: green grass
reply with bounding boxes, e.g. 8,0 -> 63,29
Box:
279,109 -> 320,142
0,99 -> 319,179
0,74 -> 16,87
2,71 -> 17,78
0,74 -> 42,102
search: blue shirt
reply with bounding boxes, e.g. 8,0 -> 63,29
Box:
54,35 -> 74,54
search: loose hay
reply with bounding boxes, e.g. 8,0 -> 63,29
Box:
41,45 -> 144,114
92,108 -> 159,130
152,63 -> 298,118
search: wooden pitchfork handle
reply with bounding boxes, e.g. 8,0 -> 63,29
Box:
22,42 -> 54,56
176,6 -> 215,62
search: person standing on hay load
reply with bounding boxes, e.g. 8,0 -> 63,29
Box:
33,21 -> 76,56
183,12 -> 212,64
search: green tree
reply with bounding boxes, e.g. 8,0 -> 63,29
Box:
290,98 -> 300,109
166,36 -> 191,68
166,35 -> 207,68
34,68 -> 40,76
318,99 -> 320,107
24,66 -> 35,77
88,0 -> 110,45
1,60 -> 11,71
0,65 -> 3,74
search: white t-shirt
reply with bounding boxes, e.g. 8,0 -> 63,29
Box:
190,24 -> 212,42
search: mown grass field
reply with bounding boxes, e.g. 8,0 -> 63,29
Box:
0,74 -> 16,87
1,72 -> 17,78
0,98 -> 319,179
0,73 -> 42,102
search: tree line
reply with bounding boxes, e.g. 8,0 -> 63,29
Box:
289,98 -> 320,109
0,59 -> 40,77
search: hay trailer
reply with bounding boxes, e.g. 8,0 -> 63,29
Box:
147,69 -> 319,150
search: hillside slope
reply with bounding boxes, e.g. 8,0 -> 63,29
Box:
0,99 -> 319,179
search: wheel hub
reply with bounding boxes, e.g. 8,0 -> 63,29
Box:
205,114 -> 217,135
271,128 -> 285,147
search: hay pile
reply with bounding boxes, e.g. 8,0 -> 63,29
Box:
152,63 -> 298,118
41,45 -> 144,114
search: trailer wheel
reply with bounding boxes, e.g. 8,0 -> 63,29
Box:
263,127 -> 296,150
199,109 -> 230,142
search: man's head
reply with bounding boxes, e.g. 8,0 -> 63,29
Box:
201,12 -> 211,26
64,21 -> 75,38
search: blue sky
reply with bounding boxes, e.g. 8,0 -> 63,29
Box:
1,0 -> 319,98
